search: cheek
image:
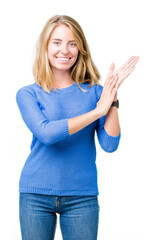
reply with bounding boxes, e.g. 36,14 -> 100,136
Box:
48,46 -> 58,58
72,49 -> 79,58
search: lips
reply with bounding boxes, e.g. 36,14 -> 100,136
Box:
55,57 -> 71,61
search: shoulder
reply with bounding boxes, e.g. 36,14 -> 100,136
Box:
16,83 -> 36,94
80,81 -> 103,90
82,82 -> 103,100
80,81 -> 103,100
16,83 -> 38,103
95,83 -> 103,101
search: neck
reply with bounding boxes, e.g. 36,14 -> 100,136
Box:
52,68 -> 74,88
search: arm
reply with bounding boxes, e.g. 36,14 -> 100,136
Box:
16,87 -> 100,145
68,109 -> 100,135
95,85 -> 121,153
16,88 -> 69,145
68,95 -> 121,153
95,56 -> 139,152
102,56 -> 140,138
16,57 -> 138,146
104,93 -> 120,136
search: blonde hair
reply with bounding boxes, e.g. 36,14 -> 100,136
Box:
32,15 -> 100,93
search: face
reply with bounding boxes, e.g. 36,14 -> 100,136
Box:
47,24 -> 79,72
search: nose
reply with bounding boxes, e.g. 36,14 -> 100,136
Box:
61,42 -> 69,54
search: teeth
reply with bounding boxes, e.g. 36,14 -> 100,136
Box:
56,57 -> 70,61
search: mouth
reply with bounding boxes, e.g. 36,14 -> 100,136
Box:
55,57 -> 72,63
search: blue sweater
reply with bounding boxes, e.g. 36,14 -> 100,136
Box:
16,81 -> 121,196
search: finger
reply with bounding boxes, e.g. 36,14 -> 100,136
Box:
115,56 -> 137,74
112,80 -> 119,97
123,56 -> 139,71
118,67 -> 136,86
123,62 -> 137,76
118,57 -> 138,82
105,64 -> 116,86
104,74 -> 113,86
121,56 -> 136,70
106,63 -> 115,79
103,75 -> 117,95
124,66 -> 136,78
110,75 -> 118,89
107,75 -> 118,93
109,74 -> 118,85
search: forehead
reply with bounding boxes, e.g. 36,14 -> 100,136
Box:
49,24 -> 75,41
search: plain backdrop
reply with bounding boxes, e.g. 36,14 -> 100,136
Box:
0,0 -> 155,239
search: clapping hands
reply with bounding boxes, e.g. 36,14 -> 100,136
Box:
96,56 -> 140,116
113,56 -> 139,88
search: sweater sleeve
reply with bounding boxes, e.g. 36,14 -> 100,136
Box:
95,83 -> 121,153
16,87 -> 70,145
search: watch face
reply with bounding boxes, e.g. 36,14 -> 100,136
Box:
111,100 -> 119,108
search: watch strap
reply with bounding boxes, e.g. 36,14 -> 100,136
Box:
111,99 -> 119,108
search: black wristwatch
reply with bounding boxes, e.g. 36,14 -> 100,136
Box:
111,99 -> 119,108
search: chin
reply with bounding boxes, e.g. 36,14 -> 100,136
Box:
53,66 -> 71,71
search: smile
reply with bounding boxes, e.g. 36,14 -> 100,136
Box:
55,57 -> 71,62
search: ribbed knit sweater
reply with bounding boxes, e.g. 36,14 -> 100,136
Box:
16,81 -> 121,196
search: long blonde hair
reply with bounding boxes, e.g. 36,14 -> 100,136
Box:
32,15 -> 100,93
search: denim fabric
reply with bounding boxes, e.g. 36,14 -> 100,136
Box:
19,193 -> 100,240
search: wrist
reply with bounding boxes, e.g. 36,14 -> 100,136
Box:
94,107 -> 105,119
114,93 -> 118,101
111,99 -> 119,109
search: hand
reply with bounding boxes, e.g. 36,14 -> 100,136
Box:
115,56 -> 140,88
95,56 -> 140,117
96,63 -> 119,117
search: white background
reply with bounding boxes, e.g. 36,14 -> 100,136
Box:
0,0 -> 155,239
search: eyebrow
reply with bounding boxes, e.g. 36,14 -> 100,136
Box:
51,38 -> 76,42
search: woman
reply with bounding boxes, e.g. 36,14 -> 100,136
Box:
16,15 -> 139,240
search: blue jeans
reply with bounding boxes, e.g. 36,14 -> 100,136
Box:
19,193 -> 100,240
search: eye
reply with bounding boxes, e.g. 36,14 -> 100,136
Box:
69,42 -> 76,47
53,41 -> 60,46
